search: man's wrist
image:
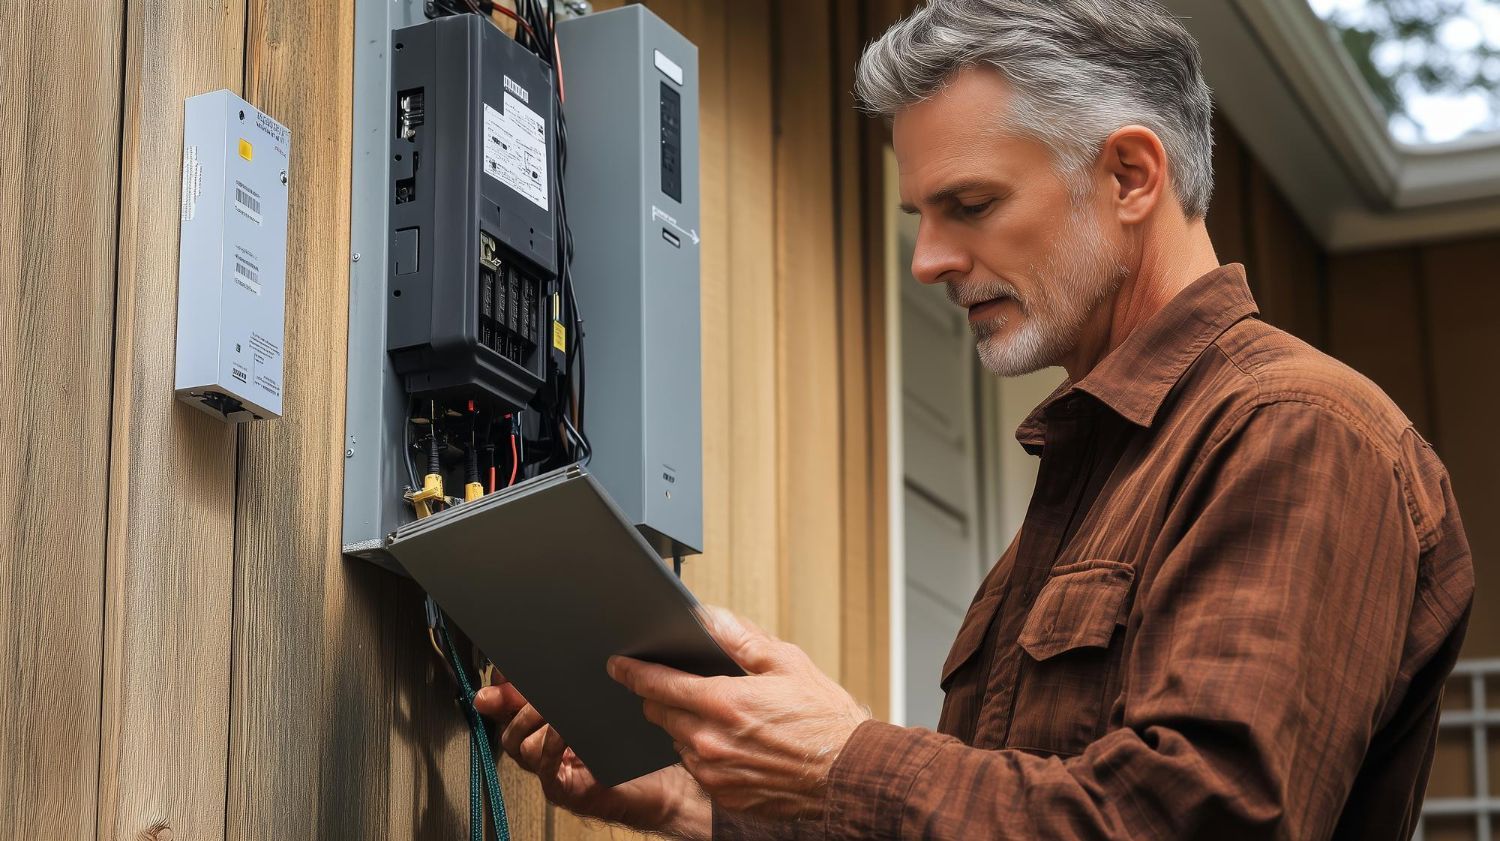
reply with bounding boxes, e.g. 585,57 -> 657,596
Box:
659,772 -> 712,840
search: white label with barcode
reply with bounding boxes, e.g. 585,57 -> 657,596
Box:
233,258 -> 262,295
234,181 -> 263,224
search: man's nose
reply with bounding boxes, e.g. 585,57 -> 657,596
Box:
909,220 -> 970,286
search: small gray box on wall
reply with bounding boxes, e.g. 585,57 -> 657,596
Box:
175,89 -> 290,422
558,7 -> 702,558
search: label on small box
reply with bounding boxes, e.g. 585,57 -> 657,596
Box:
552,321 -> 566,352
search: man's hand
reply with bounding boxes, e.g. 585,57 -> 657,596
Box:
473,675 -> 710,839
608,606 -> 871,821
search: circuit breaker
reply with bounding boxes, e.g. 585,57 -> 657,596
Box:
387,14 -> 559,414
175,89 -> 290,422
557,6 -> 703,557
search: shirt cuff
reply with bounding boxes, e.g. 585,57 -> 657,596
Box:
822,720 -> 953,839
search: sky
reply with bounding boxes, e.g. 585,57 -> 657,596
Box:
1305,0 -> 1500,144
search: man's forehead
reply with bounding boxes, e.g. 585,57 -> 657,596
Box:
893,124 -> 1034,210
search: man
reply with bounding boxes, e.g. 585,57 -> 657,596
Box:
476,0 -> 1475,837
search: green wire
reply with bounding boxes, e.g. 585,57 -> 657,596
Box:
440,621 -> 511,841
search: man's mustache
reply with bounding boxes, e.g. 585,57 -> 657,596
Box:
945,279 -> 1025,310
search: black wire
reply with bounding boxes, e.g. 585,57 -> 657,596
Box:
404,398 -> 420,490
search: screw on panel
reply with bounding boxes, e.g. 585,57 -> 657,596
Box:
352,252 -> 361,262
280,170 -> 288,185
346,448 -> 355,458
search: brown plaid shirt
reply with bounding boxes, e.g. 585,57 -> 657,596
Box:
716,264 -> 1473,840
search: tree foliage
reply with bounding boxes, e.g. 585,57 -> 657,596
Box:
1318,0 -> 1500,141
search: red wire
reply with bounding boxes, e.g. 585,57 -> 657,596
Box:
508,434 -> 519,487
554,32 -> 565,104
489,465 -> 496,494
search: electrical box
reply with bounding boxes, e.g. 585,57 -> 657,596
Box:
175,89 -> 290,422
388,14 -> 559,415
342,3 -> 703,570
558,7 -> 703,557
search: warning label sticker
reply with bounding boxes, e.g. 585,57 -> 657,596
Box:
483,93 -> 548,211
181,144 -> 202,222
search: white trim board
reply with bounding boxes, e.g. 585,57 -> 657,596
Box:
1164,0 -> 1500,253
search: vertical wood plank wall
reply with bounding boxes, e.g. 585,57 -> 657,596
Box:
0,2 -> 123,837
9,0 -> 1496,837
1,0 -> 892,838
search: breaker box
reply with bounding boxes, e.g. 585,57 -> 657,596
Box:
387,14 -> 559,414
342,3 -> 703,569
558,7 -> 703,557
175,89 -> 290,422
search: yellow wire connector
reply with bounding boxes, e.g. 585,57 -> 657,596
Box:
405,472 -> 445,519
465,481 -> 485,503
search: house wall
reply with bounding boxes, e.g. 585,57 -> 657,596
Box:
5,0 -> 1492,835
0,1 -> 892,838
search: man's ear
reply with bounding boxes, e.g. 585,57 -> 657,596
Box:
1101,125 -> 1168,225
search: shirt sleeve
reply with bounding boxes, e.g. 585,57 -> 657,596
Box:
808,400 -> 1425,840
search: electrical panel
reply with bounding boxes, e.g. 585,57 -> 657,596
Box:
342,1 -> 702,571
557,6 -> 702,557
388,14 -> 559,415
175,89 -> 290,422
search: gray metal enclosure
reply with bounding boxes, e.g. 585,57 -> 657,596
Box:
558,6 -> 704,558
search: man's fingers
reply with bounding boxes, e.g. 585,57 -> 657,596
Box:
501,704 -> 546,766
518,722 -> 550,772
538,725 -> 568,784
697,605 -> 784,674
642,698 -> 704,742
608,656 -> 703,706
474,683 -> 527,719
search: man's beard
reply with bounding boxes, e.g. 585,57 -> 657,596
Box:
947,207 -> 1127,377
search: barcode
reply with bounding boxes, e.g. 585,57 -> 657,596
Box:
235,260 -> 259,284
235,186 -> 262,215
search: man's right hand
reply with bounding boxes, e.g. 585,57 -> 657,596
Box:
474,676 -> 711,840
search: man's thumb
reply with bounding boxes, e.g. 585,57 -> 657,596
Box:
699,605 -> 783,674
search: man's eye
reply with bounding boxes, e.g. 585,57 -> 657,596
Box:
959,200 -> 994,217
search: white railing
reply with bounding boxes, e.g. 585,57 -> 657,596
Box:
1415,658 -> 1500,841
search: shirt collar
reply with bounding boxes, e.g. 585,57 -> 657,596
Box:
1015,264 -> 1259,450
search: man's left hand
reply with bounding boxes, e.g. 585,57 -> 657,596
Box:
607,606 -> 871,822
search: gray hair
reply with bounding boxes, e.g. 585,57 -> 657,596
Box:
856,0 -> 1215,218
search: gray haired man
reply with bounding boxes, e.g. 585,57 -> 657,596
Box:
476,1 -> 1474,838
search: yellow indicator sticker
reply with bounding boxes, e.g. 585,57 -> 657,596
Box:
238,138 -> 253,161
552,321 -> 567,352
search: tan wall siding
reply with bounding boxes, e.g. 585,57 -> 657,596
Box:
0,0 -> 890,837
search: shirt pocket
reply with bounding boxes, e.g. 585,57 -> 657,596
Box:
1007,559 -> 1134,757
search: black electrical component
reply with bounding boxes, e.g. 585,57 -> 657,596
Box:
387,13 -> 559,415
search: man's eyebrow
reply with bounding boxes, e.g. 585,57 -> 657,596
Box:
899,181 -> 994,214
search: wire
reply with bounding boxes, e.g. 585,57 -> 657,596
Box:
508,434 -> 519,486
488,3 -> 538,43
404,398 -> 420,490
425,599 -> 512,841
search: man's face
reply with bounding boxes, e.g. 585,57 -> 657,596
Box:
894,68 -> 1128,376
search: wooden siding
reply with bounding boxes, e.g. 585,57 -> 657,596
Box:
0,0 -> 894,837
5,1 -> 1497,837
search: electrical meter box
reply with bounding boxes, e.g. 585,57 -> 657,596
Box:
557,7 -> 702,557
388,14 -> 560,415
174,89 -> 290,422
